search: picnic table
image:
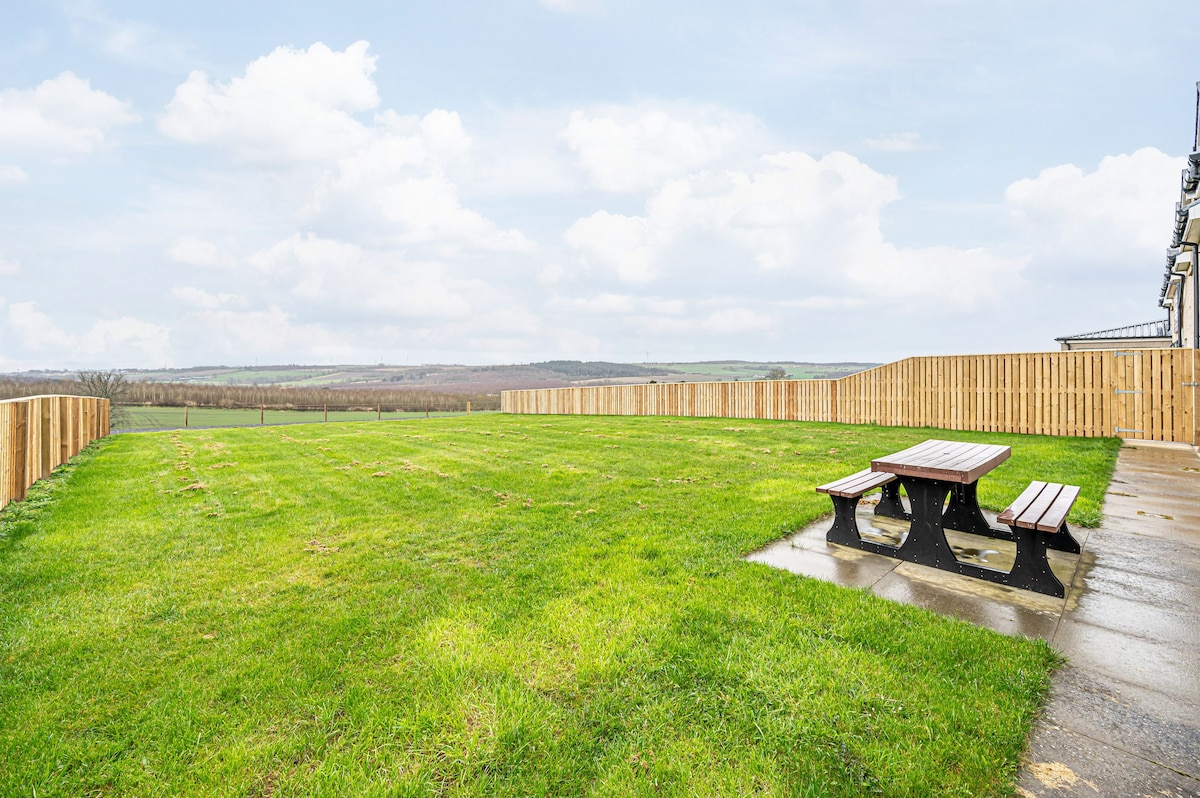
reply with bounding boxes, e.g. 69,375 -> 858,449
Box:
817,439 -> 1080,596
869,440 -> 1010,569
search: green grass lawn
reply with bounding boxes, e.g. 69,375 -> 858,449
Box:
0,415 -> 1120,797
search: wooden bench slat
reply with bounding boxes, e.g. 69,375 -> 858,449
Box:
998,481 -> 1080,532
1035,484 -> 1080,532
1018,483 -> 1065,530
817,469 -> 891,496
816,468 -> 895,497
996,480 -> 1048,525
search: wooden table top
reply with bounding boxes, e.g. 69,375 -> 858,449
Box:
870,439 -> 1011,484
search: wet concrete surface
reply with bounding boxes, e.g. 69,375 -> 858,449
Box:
745,441 -> 1200,796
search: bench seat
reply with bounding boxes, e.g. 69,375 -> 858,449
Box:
998,481 -> 1080,533
817,468 -> 907,547
993,481 -> 1082,597
816,468 -> 896,497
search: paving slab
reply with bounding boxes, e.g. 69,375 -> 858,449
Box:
745,440 -> 1200,795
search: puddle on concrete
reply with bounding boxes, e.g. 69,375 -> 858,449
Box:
750,501 -> 1087,616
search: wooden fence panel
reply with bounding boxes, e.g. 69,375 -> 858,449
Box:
502,349 -> 1199,444
0,396 -> 110,512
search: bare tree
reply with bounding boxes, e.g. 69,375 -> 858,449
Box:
765,366 -> 789,380
77,370 -> 132,429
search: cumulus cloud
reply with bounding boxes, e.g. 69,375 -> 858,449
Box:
0,255 -> 19,275
564,106 -> 764,192
7,301 -> 76,351
160,41 -> 379,163
562,148 -> 1023,312
6,301 -> 172,366
161,43 -> 531,256
0,72 -> 138,157
564,210 -> 659,282
1005,147 -> 1183,257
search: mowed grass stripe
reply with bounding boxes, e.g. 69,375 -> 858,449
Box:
0,415 -> 1118,796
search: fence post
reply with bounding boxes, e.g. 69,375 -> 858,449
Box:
425,402 -> 429,418
377,402 -> 381,421
324,403 -> 328,422
467,401 -> 471,416
184,406 -> 189,427
260,405 -> 264,425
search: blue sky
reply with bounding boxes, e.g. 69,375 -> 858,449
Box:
1,0 -> 1197,370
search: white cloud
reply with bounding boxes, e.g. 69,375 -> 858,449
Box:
249,232 -> 366,301
0,165 -> 28,185
159,44 -> 530,256
564,106 -> 763,192
181,306 -> 350,359
7,302 -> 76,351
850,244 -> 1025,308
0,255 -> 19,275
373,174 -> 533,250
5,302 -> 172,366
159,41 -> 379,163
248,232 -> 474,319
561,148 -> 1022,309
0,72 -> 138,157
864,132 -> 935,153
77,317 -> 171,365
564,210 -> 659,282
1005,147 -> 1183,257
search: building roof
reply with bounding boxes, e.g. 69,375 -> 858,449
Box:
1055,319 -> 1172,343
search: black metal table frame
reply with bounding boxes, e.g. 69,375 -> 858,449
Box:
827,475 -> 1078,597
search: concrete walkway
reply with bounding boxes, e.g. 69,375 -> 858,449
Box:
747,441 -> 1200,796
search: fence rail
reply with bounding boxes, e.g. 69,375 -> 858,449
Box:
1,395 -> 110,512
502,349 -> 1200,445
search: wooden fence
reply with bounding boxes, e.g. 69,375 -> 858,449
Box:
1,395 -> 110,512
502,349 -> 1200,445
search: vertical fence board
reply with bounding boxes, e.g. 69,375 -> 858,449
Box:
1,396 -> 110,512
502,349 -> 1198,444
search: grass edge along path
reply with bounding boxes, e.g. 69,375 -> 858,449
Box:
0,415 -> 1118,797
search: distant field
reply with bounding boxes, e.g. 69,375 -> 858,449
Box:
657,362 -> 876,381
120,406 -> 486,431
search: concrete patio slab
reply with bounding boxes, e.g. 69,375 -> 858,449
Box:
746,440 -> 1200,795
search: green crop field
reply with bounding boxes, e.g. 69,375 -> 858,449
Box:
0,415 -> 1119,796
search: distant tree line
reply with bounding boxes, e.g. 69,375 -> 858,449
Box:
0,375 -> 499,412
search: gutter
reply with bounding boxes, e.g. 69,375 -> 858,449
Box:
1172,241 -> 1200,349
